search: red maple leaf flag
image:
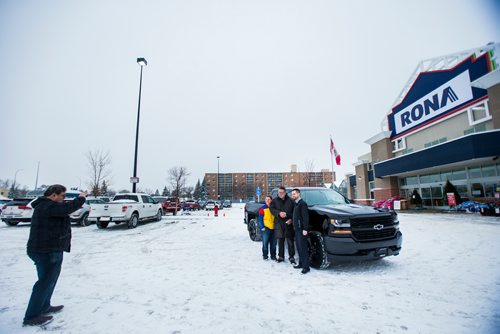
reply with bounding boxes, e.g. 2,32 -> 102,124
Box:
330,138 -> 341,165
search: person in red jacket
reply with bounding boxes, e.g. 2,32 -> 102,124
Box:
258,195 -> 277,260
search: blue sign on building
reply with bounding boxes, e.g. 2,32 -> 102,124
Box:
388,53 -> 493,139
256,187 -> 261,196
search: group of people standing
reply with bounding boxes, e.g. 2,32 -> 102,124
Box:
257,187 -> 310,274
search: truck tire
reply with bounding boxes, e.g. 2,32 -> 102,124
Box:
248,218 -> 262,242
97,221 -> 108,229
173,210 -> 177,216
162,208 -> 167,215
4,220 -> 19,226
80,213 -> 90,227
128,213 -> 139,229
156,210 -> 162,222
308,231 -> 330,270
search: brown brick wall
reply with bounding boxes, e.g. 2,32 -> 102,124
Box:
488,83 -> 500,129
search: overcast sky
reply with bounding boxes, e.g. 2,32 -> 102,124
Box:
1,0 -> 499,193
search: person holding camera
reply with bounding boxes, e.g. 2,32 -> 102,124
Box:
23,185 -> 88,327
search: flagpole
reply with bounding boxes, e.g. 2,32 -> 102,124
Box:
330,135 -> 335,189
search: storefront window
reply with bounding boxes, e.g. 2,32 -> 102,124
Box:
420,173 -> 440,184
469,167 -> 482,179
440,171 -> 452,182
421,188 -> 431,199
471,183 -> 484,197
451,169 -> 467,180
484,183 -> 495,197
431,186 -> 442,198
406,176 -> 418,186
482,165 -> 496,178
455,185 -> 468,200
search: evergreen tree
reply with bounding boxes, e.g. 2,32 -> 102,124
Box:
100,180 -> 108,195
154,189 -> 160,196
410,189 -> 422,207
193,179 -> 201,199
162,186 -> 170,196
443,180 -> 462,205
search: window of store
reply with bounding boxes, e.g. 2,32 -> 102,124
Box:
451,169 -> 467,180
406,176 -> 419,186
484,183 -> 496,198
420,173 -> 440,184
392,137 -> 406,153
467,101 -> 491,125
482,165 -> 497,177
464,123 -> 487,136
369,181 -> 374,199
456,185 -> 469,200
471,183 -> 484,197
468,167 -> 482,179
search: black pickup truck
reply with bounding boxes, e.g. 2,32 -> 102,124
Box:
244,187 -> 402,269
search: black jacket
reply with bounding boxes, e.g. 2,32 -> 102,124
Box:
27,196 -> 86,253
292,198 -> 309,232
270,194 -> 295,239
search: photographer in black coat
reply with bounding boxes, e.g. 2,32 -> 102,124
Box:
269,187 -> 295,264
23,185 -> 87,327
291,188 -> 310,274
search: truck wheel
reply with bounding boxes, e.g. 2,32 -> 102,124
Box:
79,213 -> 90,227
173,210 -> 177,216
97,221 -> 108,229
156,210 -> 162,222
4,220 -> 19,226
162,209 -> 167,215
308,231 -> 330,270
128,213 -> 139,228
248,218 -> 262,242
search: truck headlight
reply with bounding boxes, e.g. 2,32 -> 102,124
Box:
330,218 -> 350,228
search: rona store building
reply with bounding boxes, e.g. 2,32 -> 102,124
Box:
346,43 -> 500,207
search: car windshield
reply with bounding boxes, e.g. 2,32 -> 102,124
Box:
3,199 -> 30,206
301,189 -> 348,206
113,195 -> 139,202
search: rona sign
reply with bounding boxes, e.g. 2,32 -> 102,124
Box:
388,53 -> 492,139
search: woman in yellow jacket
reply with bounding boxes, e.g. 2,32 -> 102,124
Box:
258,195 -> 276,260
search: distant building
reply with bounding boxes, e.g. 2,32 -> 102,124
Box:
204,165 -> 335,201
0,187 -> 9,197
346,43 -> 500,207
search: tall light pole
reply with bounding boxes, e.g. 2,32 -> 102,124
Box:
217,156 -> 220,201
132,57 -> 147,193
11,169 -> 23,198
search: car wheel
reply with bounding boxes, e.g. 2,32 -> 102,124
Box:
4,220 -> 19,226
248,218 -> 262,242
97,221 -> 108,229
156,210 -> 162,222
80,213 -> 90,227
162,209 -> 167,216
128,213 -> 139,229
308,231 -> 330,269
173,210 -> 177,216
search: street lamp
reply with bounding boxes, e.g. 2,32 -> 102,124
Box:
10,169 -> 23,198
132,57 -> 148,193
217,156 -> 220,200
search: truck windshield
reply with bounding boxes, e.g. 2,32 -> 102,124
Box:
302,189 -> 348,206
113,195 -> 139,202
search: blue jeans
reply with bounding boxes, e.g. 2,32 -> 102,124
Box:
262,227 -> 277,259
24,251 -> 64,321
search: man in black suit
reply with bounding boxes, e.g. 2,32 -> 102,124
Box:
291,188 -> 310,274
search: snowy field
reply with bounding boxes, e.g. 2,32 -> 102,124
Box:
0,204 -> 499,334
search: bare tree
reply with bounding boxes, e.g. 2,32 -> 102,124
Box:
167,166 -> 190,198
303,160 -> 315,186
86,149 -> 112,196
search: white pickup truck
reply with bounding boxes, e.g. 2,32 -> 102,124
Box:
88,193 -> 163,229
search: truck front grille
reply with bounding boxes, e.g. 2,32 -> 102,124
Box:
350,215 -> 396,241
352,228 -> 397,241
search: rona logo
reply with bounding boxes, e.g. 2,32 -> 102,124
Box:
393,70 -> 473,136
400,86 -> 459,127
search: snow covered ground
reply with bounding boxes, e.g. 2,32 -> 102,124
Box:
0,204 -> 499,334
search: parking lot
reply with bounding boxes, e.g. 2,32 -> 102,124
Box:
0,205 -> 499,334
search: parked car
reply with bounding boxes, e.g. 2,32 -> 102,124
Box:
205,200 -> 216,210
198,200 -> 207,209
88,193 -> 163,229
244,187 -> 402,269
222,200 -> 232,208
1,198 -> 33,226
69,198 -> 106,226
153,196 -> 182,215
0,198 -> 12,215
184,200 -> 200,211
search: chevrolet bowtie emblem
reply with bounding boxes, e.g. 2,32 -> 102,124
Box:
373,224 -> 384,230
